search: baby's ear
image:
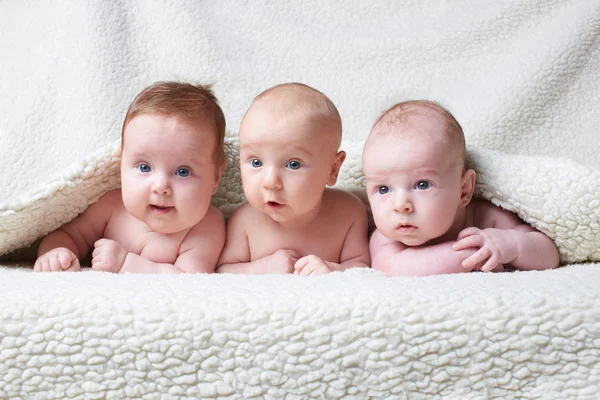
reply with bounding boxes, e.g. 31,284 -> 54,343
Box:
327,151 -> 347,186
212,161 -> 227,195
460,168 -> 476,207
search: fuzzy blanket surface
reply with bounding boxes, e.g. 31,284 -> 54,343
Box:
1,265 -> 600,400
1,0 -> 599,398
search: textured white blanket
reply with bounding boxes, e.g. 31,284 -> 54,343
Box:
1,0 -> 600,257
1,0 -> 599,398
1,265 -> 599,399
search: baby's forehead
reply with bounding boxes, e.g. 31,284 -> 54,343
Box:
374,106 -> 462,145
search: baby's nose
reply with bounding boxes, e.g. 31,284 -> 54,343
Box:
262,168 -> 282,189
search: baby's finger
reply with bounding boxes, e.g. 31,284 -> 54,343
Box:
65,258 -> 81,272
93,239 -> 107,249
40,258 -> 52,272
300,267 -> 314,276
58,251 -> 75,270
294,257 -> 308,270
298,262 -> 315,276
91,245 -> 102,259
492,264 -> 505,273
33,259 -> 42,272
481,255 -> 500,272
462,248 -> 491,270
50,255 -> 64,272
453,235 -> 483,251
456,227 -> 481,241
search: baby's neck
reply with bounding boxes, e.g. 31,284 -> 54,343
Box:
447,206 -> 470,241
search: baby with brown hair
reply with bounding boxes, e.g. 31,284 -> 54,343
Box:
34,81 -> 227,273
363,100 -> 560,276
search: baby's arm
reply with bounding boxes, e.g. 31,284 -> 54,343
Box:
118,207 -> 226,274
454,202 -> 560,271
335,197 -> 371,270
216,205 -> 297,274
370,230 -> 477,277
294,194 -> 370,276
34,190 -> 115,272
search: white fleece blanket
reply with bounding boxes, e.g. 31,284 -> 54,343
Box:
1,265 -> 600,399
1,0 -> 600,398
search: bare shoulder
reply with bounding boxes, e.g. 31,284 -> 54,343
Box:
470,198 -> 524,229
81,189 -> 123,221
183,205 -> 226,245
227,202 -> 257,225
196,205 -> 225,229
323,188 -> 367,215
94,189 -> 123,208
370,229 -> 406,253
370,229 -> 390,246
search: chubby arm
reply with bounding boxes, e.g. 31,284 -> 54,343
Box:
333,196 -> 371,271
38,190 -> 116,257
216,204 -> 297,275
117,206 -> 226,274
455,202 -> 560,271
35,190 -> 116,271
293,193 -> 370,276
370,230 -> 477,277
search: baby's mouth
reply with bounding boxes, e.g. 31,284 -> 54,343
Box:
150,205 -> 173,213
396,223 -> 417,232
266,201 -> 284,209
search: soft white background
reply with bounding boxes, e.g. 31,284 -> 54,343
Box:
1,0 -> 599,207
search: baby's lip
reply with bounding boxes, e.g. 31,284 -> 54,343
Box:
150,204 -> 174,213
396,223 -> 417,231
266,201 -> 284,208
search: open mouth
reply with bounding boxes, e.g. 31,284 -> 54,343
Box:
266,201 -> 284,209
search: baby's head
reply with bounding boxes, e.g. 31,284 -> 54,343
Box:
119,81 -> 226,233
363,100 -> 476,246
239,82 -> 346,225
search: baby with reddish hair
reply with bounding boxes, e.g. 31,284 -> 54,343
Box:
34,81 -> 227,273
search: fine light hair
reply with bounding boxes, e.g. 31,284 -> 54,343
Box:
369,100 -> 466,169
122,81 -> 226,167
251,82 -> 343,149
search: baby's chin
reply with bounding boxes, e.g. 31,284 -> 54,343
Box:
383,231 -> 431,247
399,237 -> 430,247
134,213 -> 198,234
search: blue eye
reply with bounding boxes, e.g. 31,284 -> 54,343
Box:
138,163 -> 151,173
177,168 -> 190,177
287,160 -> 302,170
251,159 -> 262,168
378,186 -> 390,195
415,181 -> 431,190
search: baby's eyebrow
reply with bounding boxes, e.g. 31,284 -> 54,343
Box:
287,145 -> 314,158
126,151 -> 148,159
412,168 -> 442,176
364,174 -> 389,182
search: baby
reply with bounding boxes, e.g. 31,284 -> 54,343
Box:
34,81 -> 227,273
217,83 -> 371,275
363,100 -> 560,276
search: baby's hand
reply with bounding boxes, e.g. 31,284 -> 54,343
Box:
294,255 -> 336,276
262,249 -> 299,274
34,248 -> 80,272
453,227 -> 518,272
91,239 -> 128,273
